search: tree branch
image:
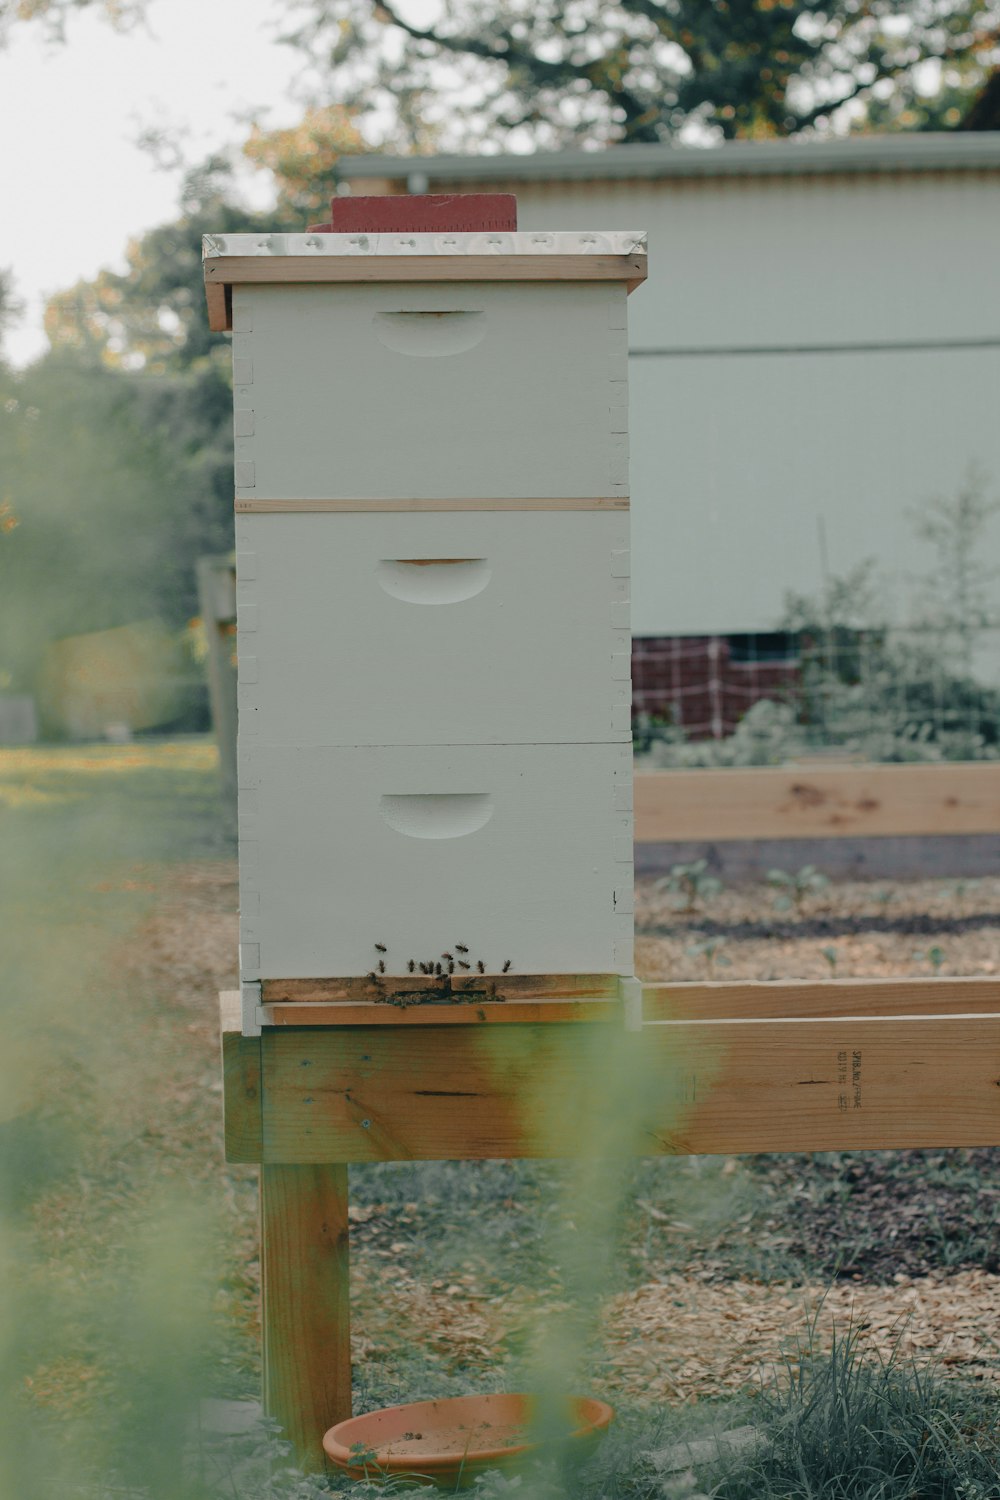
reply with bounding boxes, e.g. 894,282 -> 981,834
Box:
373,0 -> 665,141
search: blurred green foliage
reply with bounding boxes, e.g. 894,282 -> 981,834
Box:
0,165 -> 271,709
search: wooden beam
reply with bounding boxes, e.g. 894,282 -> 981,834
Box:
205,279 -> 229,333
204,253 -> 647,295
634,763 -> 1000,841
235,496 -> 629,513
221,989 -> 262,1162
261,1165 -> 351,1471
262,998 -> 621,1027
256,1016 -> 1000,1163
642,976 -> 1000,1022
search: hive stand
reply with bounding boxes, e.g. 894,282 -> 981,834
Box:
206,199 -> 1000,1471
221,975 -> 1000,1469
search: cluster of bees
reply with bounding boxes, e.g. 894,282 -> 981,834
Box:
365,942 -> 511,1005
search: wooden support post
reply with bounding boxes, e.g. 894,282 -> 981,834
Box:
260,1164 -> 352,1471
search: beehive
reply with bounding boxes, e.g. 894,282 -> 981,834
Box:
203,226 -> 647,1032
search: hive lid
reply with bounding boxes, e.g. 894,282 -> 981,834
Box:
202,229 -> 648,330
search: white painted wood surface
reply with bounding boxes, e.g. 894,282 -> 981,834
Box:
223,241 -> 640,1007
205,231 -> 647,259
237,743 -> 635,978
501,174 -> 1000,635
235,511 -> 631,745
231,283 -> 630,501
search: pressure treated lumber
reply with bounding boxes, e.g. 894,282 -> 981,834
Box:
262,973 -> 619,1002
634,763 -> 1000,841
641,976 -> 1000,1022
260,967 -> 621,1028
260,1165 -> 351,1473
247,1016 -> 1000,1162
222,1031 -> 262,1159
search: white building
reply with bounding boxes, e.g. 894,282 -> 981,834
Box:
341,135 -> 1000,645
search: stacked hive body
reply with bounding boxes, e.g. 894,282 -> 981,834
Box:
203,230 -> 647,1033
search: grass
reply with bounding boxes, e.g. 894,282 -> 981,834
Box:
3,739 -> 999,1498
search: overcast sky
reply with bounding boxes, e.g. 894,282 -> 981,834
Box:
0,0 -> 306,366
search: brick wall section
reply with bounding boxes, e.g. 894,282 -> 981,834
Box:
631,635 -> 801,739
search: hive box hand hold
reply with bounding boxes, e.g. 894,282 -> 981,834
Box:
204,214 -> 647,1033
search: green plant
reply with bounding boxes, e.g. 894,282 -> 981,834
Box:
914,945 -> 946,974
708,1319 -> 1000,1499
686,935 -> 732,977
944,879 -> 981,910
655,859 -> 722,913
767,865 -> 829,913
820,945 -> 838,976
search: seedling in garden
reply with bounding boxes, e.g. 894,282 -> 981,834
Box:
820,945 -> 839,976
914,945 -> 946,973
768,864 -> 829,912
942,879 -> 980,911
687,936 -> 732,977
656,858 -> 723,913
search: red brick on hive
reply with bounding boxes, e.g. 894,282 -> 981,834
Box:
308,194 -> 518,233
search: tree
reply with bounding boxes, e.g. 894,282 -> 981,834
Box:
0,161 -> 276,706
0,0 -> 142,45
282,0 -> 1000,149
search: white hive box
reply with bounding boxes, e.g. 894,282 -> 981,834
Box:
203,229 -> 646,1018
235,511 -> 632,746
238,743 -> 634,980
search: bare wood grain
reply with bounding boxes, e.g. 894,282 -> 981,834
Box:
204,253 -> 647,293
261,1165 -> 351,1472
634,764 -> 1000,841
262,998 -> 621,1026
261,973 -> 620,1027
262,974 -> 619,1003
205,280 -> 230,333
258,1017 -> 1000,1162
222,1030 -> 262,1163
234,496 -> 629,513
642,976 -> 1000,1022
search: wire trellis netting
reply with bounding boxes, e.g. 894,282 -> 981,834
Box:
632,626 -> 1000,766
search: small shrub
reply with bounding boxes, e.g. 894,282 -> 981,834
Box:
712,1320 -> 1000,1499
914,945 -> 946,974
767,864 -> 829,912
687,935 -> 732,977
656,859 -> 723,913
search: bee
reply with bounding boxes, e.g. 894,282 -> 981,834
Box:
502,959 -> 512,973
447,960 -> 455,974
455,944 -> 469,954
419,962 -> 430,975
476,960 -> 485,974
374,943 -> 387,954
377,959 -> 385,974
407,959 -> 415,973
435,962 -> 443,976
366,971 -> 377,983
457,960 -> 471,970
441,952 -> 453,962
